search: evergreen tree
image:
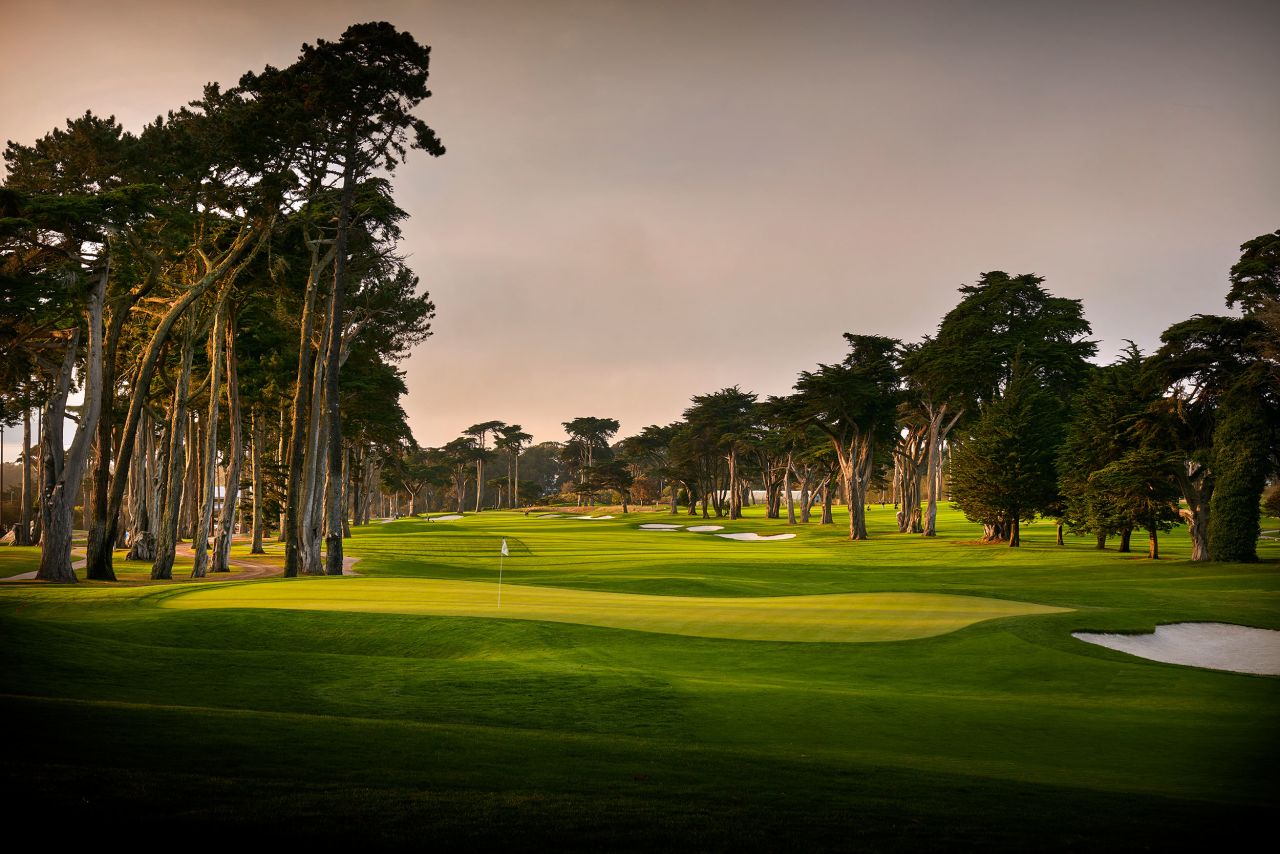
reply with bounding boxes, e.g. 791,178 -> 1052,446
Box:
950,360 -> 1060,547
1059,344 -> 1170,550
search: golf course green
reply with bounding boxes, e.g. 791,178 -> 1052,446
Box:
161,579 -> 1068,642
2,504 -> 1277,849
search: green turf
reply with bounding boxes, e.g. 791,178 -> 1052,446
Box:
1,505 -> 1277,849
161,578 -> 1067,642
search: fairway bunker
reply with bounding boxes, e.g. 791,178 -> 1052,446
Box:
571,515 -> 615,520
717,532 -> 796,541
687,525 -> 724,532
1073,623 -> 1280,676
639,524 -> 682,530
163,579 -> 1069,643
426,514 -> 465,522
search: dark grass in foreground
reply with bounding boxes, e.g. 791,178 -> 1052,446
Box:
1,505 -> 1277,848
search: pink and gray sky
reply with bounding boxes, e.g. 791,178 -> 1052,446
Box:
3,0 -> 1278,449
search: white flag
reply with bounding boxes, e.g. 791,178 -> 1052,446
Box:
501,538 -> 509,557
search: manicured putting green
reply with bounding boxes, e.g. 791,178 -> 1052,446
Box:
161,577 -> 1068,642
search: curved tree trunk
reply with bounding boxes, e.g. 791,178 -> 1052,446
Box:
90,226 -> 262,581
126,415 -> 156,561
922,406 -> 961,537
213,317 -> 243,572
284,236 -> 334,577
250,406 -> 265,554
152,333 -> 196,580
191,303 -> 227,578
38,266 -> 107,582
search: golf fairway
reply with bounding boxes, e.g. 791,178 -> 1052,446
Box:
161,578 -> 1069,642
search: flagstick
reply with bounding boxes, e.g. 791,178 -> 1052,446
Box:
498,552 -> 504,608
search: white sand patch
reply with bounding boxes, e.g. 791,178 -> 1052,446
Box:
427,514 -> 464,522
640,524 -> 683,530
686,525 -> 725,532
572,515 -> 615,520
716,532 -> 796,542
1073,622 -> 1280,676
536,513 -> 563,518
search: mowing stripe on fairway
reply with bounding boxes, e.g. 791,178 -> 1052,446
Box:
160,578 -> 1069,642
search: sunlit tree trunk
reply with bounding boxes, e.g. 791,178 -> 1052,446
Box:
284,238 -> 334,577
37,267 -> 106,582
152,333 -> 196,580
784,454 -> 796,525
15,409 -> 32,546
191,303 -> 227,578
91,228 -> 261,581
126,417 -> 156,561
923,406 -> 961,537
213,317 -> 243,572
250,407 -> 265,554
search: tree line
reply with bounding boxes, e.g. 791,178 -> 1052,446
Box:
400,235 -> 1277,563
0,22 -> 443,582
1,22 -> 1274,576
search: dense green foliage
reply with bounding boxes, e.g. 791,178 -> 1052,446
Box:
1209,390 -> 1271,561
949,363 -> 1061,545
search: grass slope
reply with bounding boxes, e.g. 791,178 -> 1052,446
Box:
1,505 -> 1277,849
161,578 -> 1067,642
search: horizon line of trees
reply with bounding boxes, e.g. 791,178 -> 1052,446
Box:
1,24 -> 1274,573
389,229 -> 1277,563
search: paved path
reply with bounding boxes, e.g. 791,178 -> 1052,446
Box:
2,542 -> 361,582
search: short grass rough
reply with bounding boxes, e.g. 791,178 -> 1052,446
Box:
1,504 -> 1277,850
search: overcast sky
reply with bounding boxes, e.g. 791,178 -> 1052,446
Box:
3,0 -> 1278,452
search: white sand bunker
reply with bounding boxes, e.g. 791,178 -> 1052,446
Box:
427,514 -> 464,522
1074,622 -> 1280,676
687,525 -> 724,533
640,523 -> 683,530
536,513 -> 563,518
716,532 -> 796,542
572,515 -> 615,520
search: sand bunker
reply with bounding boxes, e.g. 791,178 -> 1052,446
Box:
536,513 -> 563,518
1073,622 -> 1280,676
571,515 -> 615,520
427,514 -> 464,522
686,525 -> 725,532
716,532 -> 796,541
640,524 -> 683,530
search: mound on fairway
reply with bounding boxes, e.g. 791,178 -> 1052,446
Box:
161,578 -> 1069,643
1074,623 -> 1280,676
